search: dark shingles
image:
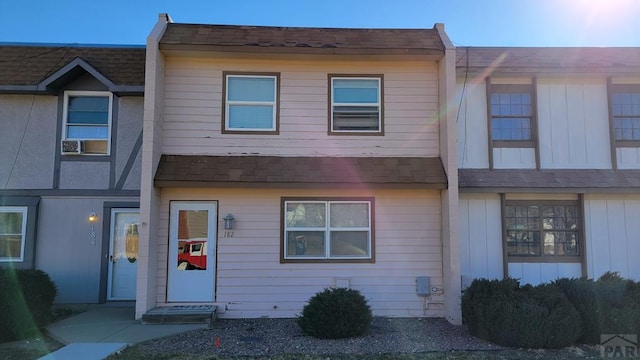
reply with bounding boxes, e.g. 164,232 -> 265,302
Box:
160,24 -> 444,55
0,45 -> 145,86
456,47 -> 640,74
459,169 -> 640,189
155,155 -> 447,187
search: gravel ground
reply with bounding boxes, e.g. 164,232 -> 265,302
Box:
132,317 -> 502,357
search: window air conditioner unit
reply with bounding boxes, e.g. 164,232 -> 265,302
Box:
61,140 -> 84,154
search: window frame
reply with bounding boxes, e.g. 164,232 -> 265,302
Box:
62,90 -> 113,155
609,83 -> 640,147
488,84 -> 536,148
222,72 -> 280,134
503,200 -> 582,263
0,206 -> 28,262
281,197 -> 375,263
328,74 -> 384,135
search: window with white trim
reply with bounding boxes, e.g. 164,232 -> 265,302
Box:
223,73 -> 279,133
282,198 -> 374,262
0,207 -> 27,262
63,91 -> 113,155
330,76 -> 382,134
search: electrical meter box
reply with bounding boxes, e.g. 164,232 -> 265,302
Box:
416,276 -> 430,296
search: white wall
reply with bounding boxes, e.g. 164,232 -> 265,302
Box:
156,187 -> 444,318
537,78 -> 611,169
456,80 -> 489,168
584,195 -> 640,281
458,194 -> 503,287
162,57 -> 440,157
508,263 -> 582,285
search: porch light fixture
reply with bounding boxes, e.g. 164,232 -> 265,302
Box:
223,213 -> 235,230
88,211 -> 97,244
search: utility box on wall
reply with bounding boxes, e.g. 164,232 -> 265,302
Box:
416,276 -> 430,296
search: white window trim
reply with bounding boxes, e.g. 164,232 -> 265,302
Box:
62,90 -> 113,155
284,200 -> 372,260
330,76 -> 382,134
225,74 -> 277,132
0,206 -> 27,262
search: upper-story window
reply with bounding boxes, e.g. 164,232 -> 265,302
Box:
282,198 -> 374,263
505,201 -> 581,262
223,72 -> 279,134
0,206 -> 27,262
62,91 -> 112,155
611,85 -> 640,144
329,75 -> 383,135
490,85 -> 535,146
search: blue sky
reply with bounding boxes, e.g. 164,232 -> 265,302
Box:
1,0 -> 639,47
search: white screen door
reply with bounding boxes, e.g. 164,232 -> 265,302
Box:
167,201 -> 217,302
107,209 -> 139,300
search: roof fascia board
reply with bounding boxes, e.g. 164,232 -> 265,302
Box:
37,57 -> 115,91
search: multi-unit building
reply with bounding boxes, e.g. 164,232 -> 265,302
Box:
1,15 -> 639,326
457,47 -> 640,287
0,44 -> 145,302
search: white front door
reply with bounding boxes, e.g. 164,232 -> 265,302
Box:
167,201 -> 217,302
107,209 -> 139,300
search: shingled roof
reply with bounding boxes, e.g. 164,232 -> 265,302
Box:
456,47 -> 640,75
459,169 -> 640,193
0,44 -> 145,90
160,23 -> 445,56
155,155 -> 447,189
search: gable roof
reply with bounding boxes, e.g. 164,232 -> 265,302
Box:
0,44 -> 145,93
159,23 -> 445,56
155,155 -> 447,189
457,47 -> 640,75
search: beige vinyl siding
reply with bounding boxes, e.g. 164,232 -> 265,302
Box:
155,187 -> 443,318
162,57 -> 439,157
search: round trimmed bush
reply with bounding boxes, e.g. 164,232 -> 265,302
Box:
298,287 -> 372,339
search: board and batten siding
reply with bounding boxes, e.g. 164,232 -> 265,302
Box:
458,194 -> 503,287
155,187 -> 443,318
456,80 -> 489,169
537,78 -> 611,169
584,195 -> 640,281
162,57 -> 440,157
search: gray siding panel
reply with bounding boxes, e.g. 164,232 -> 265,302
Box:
114,97 -> 143,191
58,162 -> 111,189
0,95 -> 57,189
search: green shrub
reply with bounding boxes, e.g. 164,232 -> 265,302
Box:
0,268 -> 57,342
462,279 -> 581,349
596,272 -> 640,336
298,287 -> 372,339
461,278 -> 519,339
554,277 -> 600,344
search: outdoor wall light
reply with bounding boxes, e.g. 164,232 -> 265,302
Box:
223,213 -> 235,230
88,211 -> 97,244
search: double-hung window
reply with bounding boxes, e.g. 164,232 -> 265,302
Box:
505,201 -> 581,262
0,207 -> 27,262
282,198 -> 374,262
490,85 -> 534,146
223,73 -> 279,133
330,75 -> 383,134
611,85 -> 640,144
63,91 -> 112,155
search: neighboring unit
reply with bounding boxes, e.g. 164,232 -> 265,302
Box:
457,47 -> 640,287
137,15 -> 460,323
0,44 -> 145,303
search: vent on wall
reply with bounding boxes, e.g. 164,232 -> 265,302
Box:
61,140 -> 83,154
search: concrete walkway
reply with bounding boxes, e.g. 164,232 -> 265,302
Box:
41,305 -> 208,360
